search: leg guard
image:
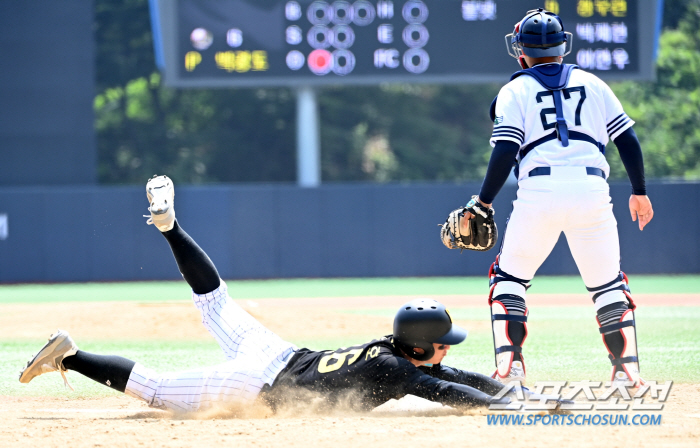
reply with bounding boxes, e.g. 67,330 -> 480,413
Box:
488,258 -> 530,383
590,271 -> 643,386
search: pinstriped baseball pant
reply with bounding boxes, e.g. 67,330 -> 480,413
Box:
123,280 -> 297,412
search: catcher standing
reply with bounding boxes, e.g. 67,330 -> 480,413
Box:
18,175 -> 529,413
441,9 -> 653,387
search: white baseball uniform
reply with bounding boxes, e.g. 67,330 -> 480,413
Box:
490,64 -> 633,286
487,63 -> 640,383
125,280 -> 297,412
491,65 -> 634,181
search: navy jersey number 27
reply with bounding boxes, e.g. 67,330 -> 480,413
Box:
536,87 -> 587,130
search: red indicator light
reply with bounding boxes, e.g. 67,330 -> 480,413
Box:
308,49 -> 333,75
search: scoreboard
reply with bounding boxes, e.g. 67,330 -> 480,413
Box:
151,0 -> 659,87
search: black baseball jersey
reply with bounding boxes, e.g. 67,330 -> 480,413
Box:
259,336 -> 504,411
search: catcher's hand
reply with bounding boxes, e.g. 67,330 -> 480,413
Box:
440,196 -> 498,251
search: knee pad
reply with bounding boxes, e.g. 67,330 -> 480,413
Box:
589,271 -> 642,385
488,259 -> 530,380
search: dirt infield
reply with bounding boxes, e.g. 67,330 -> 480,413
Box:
2,387 -> 700,448
2,294 -> 699,448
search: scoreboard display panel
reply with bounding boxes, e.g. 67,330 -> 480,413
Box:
151,0 -> 659,87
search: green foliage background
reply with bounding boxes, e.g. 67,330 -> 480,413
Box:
94,0 -> 700,184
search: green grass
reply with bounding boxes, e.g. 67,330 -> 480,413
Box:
1,274 -> 699,304
3,305 -> 697,398
1,276 -> 698,398
342,306 -> 700,384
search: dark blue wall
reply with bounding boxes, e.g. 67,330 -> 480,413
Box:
0,0 -> 96,186
0,181 -> 697,282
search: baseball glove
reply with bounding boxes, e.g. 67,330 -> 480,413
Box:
440,196 -> 498,251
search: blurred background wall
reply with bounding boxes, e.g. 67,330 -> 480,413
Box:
0,181 -> 697,282
0,0 -> 96,186
1,0 -> 699,282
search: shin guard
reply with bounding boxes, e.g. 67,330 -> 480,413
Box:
488,259 -> 530,382
590,271 -> 643,386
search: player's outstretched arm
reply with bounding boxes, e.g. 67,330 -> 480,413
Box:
408,373 -> 510,408
384,357 -> 508,408
420,364 -> 504,396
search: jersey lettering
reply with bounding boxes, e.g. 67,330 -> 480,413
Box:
317,348 -> 363,374
536,91 -> 556,131
491,68 -> 634,180
535,86 -> 588,130
365,346 -> 381,360
563,86 -> 586,125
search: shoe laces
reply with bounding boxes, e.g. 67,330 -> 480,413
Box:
32,361 -> 74,390
56,353 -> 75,390
143,205 -> 158,225
59,368 -> 74,391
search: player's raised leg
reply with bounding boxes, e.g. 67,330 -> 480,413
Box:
146,174 -> 221,295
19,175 -> 297,413
145,175 -> 296,367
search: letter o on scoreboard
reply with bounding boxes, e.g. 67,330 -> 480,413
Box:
352,1 -> 375,26
307,1 -> 333,25
330,25 -> 355,49
403,48 -> 429,74
331,1 -> 354,25
307,25 -> 332,49
402,1 -> 428,24
402,24 -> 429,48
332,49 -> 355,75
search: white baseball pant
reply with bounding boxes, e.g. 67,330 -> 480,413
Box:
498,166 -> 626,307
124,281 -> 297,412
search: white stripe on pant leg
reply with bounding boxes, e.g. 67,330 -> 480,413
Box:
124,363 -> 161,406
192,280 -> 267,359
125,283 -> 299,413
262,346 -> 297,386
124,362 -> 262,412
124,353 -> 297,413
192,280 -> 298,373
151,358 -> 270,412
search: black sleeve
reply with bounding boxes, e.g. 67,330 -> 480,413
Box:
383,357 -> 507,408
613,127 -> 647,195
478,140 -> 520,205
419,364 -> 505,396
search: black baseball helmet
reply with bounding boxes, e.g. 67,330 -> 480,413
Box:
393,299 -> 468,362
505,8 -> 572,60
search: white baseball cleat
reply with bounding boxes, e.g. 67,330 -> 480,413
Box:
493,360 -> 526,385
607,370 -> 645,398
19,330 -> 79,390
145,174 -> 175,232
613,370 -> 631,383
612,370 -> 645,388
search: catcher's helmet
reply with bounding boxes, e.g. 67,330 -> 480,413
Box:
393,299 -> 468,362
505,8 -> 572,60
